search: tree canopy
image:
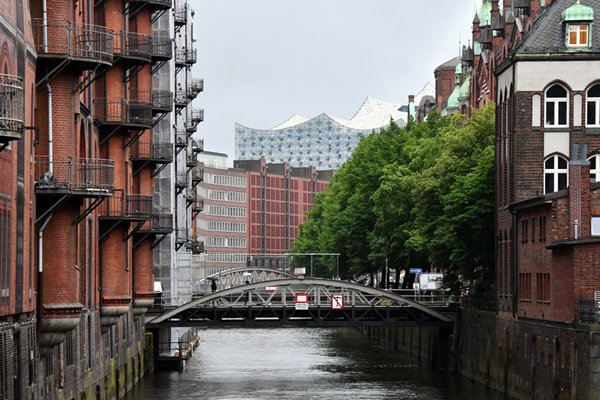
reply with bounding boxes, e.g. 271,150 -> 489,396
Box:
291,104 -> 496,292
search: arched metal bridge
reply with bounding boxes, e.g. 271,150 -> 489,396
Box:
148,278 -> 453,328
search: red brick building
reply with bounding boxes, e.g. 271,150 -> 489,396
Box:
0,0 -> 37,397
234,160 -> 332,262
0,0 -> 194,398
494,0 -> 600,323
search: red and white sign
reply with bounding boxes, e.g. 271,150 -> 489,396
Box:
295,293 -> 309,310
331,294 -> 344,310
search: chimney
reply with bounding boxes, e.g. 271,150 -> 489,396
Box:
569,144 -> 591,239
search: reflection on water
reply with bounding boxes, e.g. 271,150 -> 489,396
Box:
128,328 -> 507,400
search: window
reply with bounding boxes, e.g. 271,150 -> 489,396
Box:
588,154 -> 600,182
568,24 -> 589,47
521,219 -> 529,244
519,273 -> 532,301
545,84 -> 568,127
536,273 -> 550,302
592,216 -> 600,236
544,155 -> 568,194
587,84 -> 600,126
539,216 -> 547,242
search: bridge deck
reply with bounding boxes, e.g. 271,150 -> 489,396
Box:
147,278 -> 454,328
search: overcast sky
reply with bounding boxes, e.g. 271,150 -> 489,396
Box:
190,1 -> 481,164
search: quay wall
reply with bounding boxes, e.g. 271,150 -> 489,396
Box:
357,310 -> 600,400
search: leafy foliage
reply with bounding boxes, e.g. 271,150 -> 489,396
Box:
292,104 -> 496,292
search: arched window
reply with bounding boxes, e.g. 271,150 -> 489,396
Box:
544,155 -> 568,194
545,84 -> 568,127
587,84 -> 600,126
588,154 -> 600,182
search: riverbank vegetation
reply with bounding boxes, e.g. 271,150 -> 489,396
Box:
291,104 -> 495,294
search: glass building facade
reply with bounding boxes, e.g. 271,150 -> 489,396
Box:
235,98 -> 407,170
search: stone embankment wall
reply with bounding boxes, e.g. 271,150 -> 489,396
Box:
357,310 -> 600,400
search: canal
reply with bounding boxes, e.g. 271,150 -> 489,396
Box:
128,328 -> 508,399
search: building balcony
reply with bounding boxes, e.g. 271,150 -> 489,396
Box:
175,48 -> 187,66
191,108 -> 204,123
175,130 -> 188,148
137,213 -> 173,235
186,122 -> 197,135
190,78 -> 204,94
191,166 -> 204,185
95,98 -> 153,129
175,171 -> 189,189
0,74 -> 24,143
32,19 -> 114,68
191,138 -> 203,154
187,237 -> 204,254
186,88 -> 199,102
175,88 -> 191,108
34,156 -> 114,197
186,49 -> 197,65
185,188 -> 197,204
186,154 -> 198,168
152,35 -> 173,61
131,141 -> 173,164
129,0 -> 172,11
115,31 -> 152,63
152,90 -> 173,113
192,198 -> 204,213
98,190 -> 153,221
174,5 -> 187,25
175,48 -> 196,67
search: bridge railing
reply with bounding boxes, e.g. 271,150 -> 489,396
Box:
385,289 -> 456,307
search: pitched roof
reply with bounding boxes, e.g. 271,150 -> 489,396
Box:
515,0 -> 600,55
435,57 -> 460,71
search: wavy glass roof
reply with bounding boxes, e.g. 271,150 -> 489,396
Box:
235,97 -> 407,170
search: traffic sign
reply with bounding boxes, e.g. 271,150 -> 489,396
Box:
331,294 -> 344,310
295,293 -> 309,310
409,268 -> 422,274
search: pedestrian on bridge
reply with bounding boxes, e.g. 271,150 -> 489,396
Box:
211,278 -> 217,293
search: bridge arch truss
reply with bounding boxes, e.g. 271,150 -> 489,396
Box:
150,278 -> 453,328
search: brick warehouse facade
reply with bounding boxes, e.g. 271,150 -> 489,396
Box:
193,157 -> 333,279
0,0 -> 202,398
453,0 -> 600,399
0,0 -> 37,398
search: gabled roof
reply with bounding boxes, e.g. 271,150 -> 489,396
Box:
515,0 -> 600,55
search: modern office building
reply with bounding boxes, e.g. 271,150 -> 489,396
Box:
196,154 -> 249,277
235,97 -> 407,170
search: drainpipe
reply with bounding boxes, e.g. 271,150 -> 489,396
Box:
87,0 -> 95,368
47,84 -> 53,173
37,215 -> 53,330
43,0 -> 53,172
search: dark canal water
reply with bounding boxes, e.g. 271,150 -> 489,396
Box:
128,328 -> 508,400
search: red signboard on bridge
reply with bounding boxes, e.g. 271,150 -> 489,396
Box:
295,293 -> 309,310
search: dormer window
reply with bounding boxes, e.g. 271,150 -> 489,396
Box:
568,24 -> 589,46
562,0 -> 594,49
